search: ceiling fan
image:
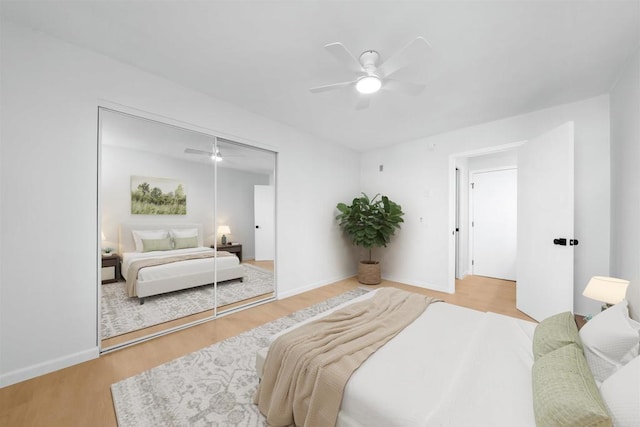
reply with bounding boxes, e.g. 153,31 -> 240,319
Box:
309,37 -> 431,110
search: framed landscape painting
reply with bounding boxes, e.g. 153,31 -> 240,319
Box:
131,175 -> 187,215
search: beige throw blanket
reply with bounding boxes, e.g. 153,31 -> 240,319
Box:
255,287 -> 438,427
125,251 -> 234,297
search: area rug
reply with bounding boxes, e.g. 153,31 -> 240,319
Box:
111,287 -> 369,426
101,264 -> 274,339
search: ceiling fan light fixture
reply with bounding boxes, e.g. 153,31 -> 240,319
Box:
211,150 -> 223,162
356,75 -> 381,94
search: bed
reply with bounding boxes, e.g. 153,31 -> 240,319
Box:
118,222 -> 244,303
256,282 -> 640,427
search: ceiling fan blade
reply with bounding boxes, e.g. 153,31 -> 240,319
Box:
383,78 -> 426,96
184,148 -> 213,156
309,81 -> 355,93
377,36 -> 431,78
324,42 -> 365,73
355,96 -> 371,110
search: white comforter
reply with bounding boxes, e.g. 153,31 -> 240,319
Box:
263,289 -> 537,427
121,247 -> 239,282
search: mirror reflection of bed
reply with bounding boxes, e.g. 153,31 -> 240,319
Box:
100,108 -> 276,350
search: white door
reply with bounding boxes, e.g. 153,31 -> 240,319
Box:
471,168 -> 517,281
517,122 -> 575,321
254,185 -> 275,261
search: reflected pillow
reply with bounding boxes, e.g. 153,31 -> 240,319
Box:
170,228 -> 198,238
579,300 -> 640,384
132,229 -> 168,252
142,238 -> 173,252
173,236 -> 198,250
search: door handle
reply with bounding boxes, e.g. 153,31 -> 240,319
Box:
255,225 -> 260,229
553,238 -> 567,246
553,238 -> 579,246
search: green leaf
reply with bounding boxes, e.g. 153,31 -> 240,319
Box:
334,192 -> 405,258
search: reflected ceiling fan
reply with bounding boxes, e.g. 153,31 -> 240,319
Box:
184,147 -> 223,162
309,37 -> 432,110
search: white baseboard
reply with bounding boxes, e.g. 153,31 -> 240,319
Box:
277,273 -> 356,300
0,347 -> 99,388
457,270 -> 469,280
382,274 -> 453,294
278,273 -> 453,300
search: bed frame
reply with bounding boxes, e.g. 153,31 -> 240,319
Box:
118,222 -> 245,303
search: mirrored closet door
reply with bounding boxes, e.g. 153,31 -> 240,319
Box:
99,108 -> 276,350
214,138 -> 276,314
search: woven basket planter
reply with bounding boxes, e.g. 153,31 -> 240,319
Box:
358,261 -> 381,285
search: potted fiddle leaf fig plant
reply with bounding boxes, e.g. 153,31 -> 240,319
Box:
336,193 -> 405,285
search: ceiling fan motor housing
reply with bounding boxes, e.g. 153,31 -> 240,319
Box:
359,50 -> 380,74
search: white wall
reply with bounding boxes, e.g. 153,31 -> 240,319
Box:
610,48 -> 640,288
0,20 -> 360,386
360,95 -> 610,315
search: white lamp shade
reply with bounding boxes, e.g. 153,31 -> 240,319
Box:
217,225 -> 231,235
101,231 -> 106,241
583,276 -> 629,305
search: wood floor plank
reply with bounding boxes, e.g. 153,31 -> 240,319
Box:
0,275 -> 532,425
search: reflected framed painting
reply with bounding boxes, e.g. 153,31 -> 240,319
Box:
130,175 -> 186,215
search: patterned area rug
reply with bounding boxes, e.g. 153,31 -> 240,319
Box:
101,264 -> 274,339
111,287 -> 369,426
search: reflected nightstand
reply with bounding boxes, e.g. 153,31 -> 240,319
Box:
101,253 -> 120,284
213,243 -> 242,262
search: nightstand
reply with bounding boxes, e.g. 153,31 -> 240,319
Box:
574,314 -> 587,330
213,243 -> 242,261
101,253 -> 120,284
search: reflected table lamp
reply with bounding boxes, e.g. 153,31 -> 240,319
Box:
582,276 -> 629,313
218,225 -> 231,245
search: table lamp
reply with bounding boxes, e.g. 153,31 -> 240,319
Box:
583,276 -> 629,311
217,225 -> 231,245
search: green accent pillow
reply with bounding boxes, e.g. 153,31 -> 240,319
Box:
533,311 -> 582,360
141,237 -> 173,252
532,344 -> 611,427
173,236 -> 198,249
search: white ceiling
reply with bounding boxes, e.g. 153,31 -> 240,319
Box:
3,1 -> 639,151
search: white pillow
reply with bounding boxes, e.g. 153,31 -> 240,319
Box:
169,228 -> 198,238
579,299 -> 640,384
600,356 -> 640,427
626,281 -> 640,322
131,229 -> 168,252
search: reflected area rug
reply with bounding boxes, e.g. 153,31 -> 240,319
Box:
111,287 -> 369,426
101,264 -> 274,339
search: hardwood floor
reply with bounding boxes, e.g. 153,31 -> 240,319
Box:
0,275 -> 531,426
243,259 -> 274,272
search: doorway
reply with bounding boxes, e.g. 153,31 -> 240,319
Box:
447,141 -> 524,293
452,147 -> 519,287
